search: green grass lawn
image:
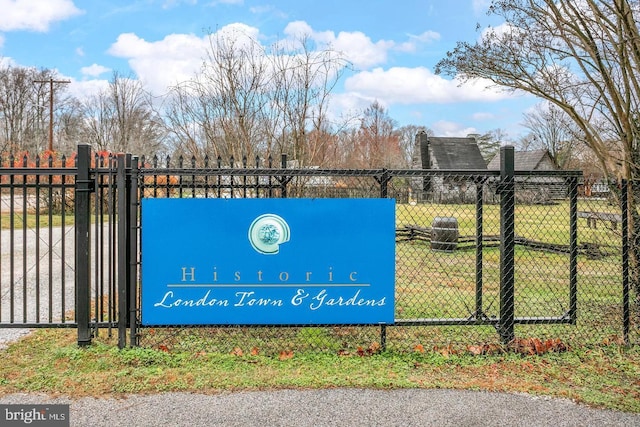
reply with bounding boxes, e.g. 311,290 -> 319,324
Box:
0,329 -> 638,413
393,199 -> 625,347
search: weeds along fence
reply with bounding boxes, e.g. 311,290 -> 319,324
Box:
0,145 -> 636,354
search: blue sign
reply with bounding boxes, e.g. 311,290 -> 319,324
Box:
141,198 -> 396,325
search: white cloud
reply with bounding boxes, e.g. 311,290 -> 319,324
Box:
0,34 -> 4,49
397,30 -> 441,52
108,32 -> 209,93
472,0 -> 492,15
107,23 -> 264,93
344,67 -> 513,104
249,5 -> 285,17
67,78 -> 110,101
106,20 -> 446,97
0,56 -> 17,68
431,120 -> 477,137
284,21 -> 428,69
282,20 -> 312,38
162,0 -> 197,9
326,31 -> 393,69
472,112 -> 495,121
410,30 -> 440,43
80,64 -> 111,78
330,92 -> 378,121
0,0 -> 83,32
280,22 -> 441,72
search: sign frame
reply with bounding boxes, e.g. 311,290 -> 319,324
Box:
141,198 -> 396,326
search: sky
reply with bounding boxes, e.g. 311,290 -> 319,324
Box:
0,0 -> 539,140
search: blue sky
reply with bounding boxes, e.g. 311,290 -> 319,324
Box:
0,0 -> 538,140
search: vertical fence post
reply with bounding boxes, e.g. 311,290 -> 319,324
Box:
622,179 -> 630,345
499,146 -> 516,345
117,154 -> 127,349
280,154 -> 288,198
129,156 -> 139,347
379,169 -> 390,198
75,144 -> 92,346
378,169 -> 391,351
475,178 -> 484,318
568,176 -> 578,323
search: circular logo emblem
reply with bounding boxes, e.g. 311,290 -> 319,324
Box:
248,214 -> 290,254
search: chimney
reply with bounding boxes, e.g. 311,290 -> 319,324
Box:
416,131 -> 432,193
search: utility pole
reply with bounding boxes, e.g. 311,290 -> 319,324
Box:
33,78 -> 71,152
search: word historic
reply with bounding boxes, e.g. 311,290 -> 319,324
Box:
178,266 -> 359,283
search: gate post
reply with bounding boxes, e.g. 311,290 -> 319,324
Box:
498,146 -> 516,345
75,144 -> 92,346
117,154 -> 128,349
129,156 -> 139,347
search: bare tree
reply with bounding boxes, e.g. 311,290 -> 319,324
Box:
435,0 -> 640,300
349,101 -> 402,168
55,96 -> 86,154
0,65 -> 57,154
166,28 -> 349,166
468,129 -> 508,163
80,72 -> 166,157
397,124 -> 433,168
201,30 -> 271,161
522,103 -> 575,167
163,80 -> 213,162
270,35 -> 349,166
110,72 -> 165,155
80,89 -> 116,153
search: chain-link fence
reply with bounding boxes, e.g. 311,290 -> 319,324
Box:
0,146 -> 633,353
130,151 -> 636,355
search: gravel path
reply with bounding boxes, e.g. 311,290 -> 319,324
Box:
0,224 -> 77,349
1,389 -> 639,427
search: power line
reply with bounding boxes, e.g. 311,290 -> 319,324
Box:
33,78 -> 71,152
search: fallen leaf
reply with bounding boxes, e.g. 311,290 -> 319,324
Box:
467,345 -> 484,356
368,342 -> 381,354
250,347 -> 260,356
279,350 -> 294,360
532,338 -> 545,355
436,344 -> 458,357
231,347 -> 244,357
485,344 -> 504,355
414,344 -> 425,353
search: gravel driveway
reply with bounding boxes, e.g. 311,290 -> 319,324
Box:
1,389 -> 639,427
0,224 -> 77,349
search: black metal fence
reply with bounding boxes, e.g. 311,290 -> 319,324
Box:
0,144 -> 636,354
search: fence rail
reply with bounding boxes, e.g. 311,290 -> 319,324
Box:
0,144 -> 636,353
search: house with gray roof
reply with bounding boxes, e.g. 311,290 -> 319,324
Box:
412,133 -> 487,202
486,149 -> 557,171
487,149 -> 565,201
419,135 -> 488,171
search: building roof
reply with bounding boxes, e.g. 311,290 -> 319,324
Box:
486,149 -> 557,171
422,137 -> 487,170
